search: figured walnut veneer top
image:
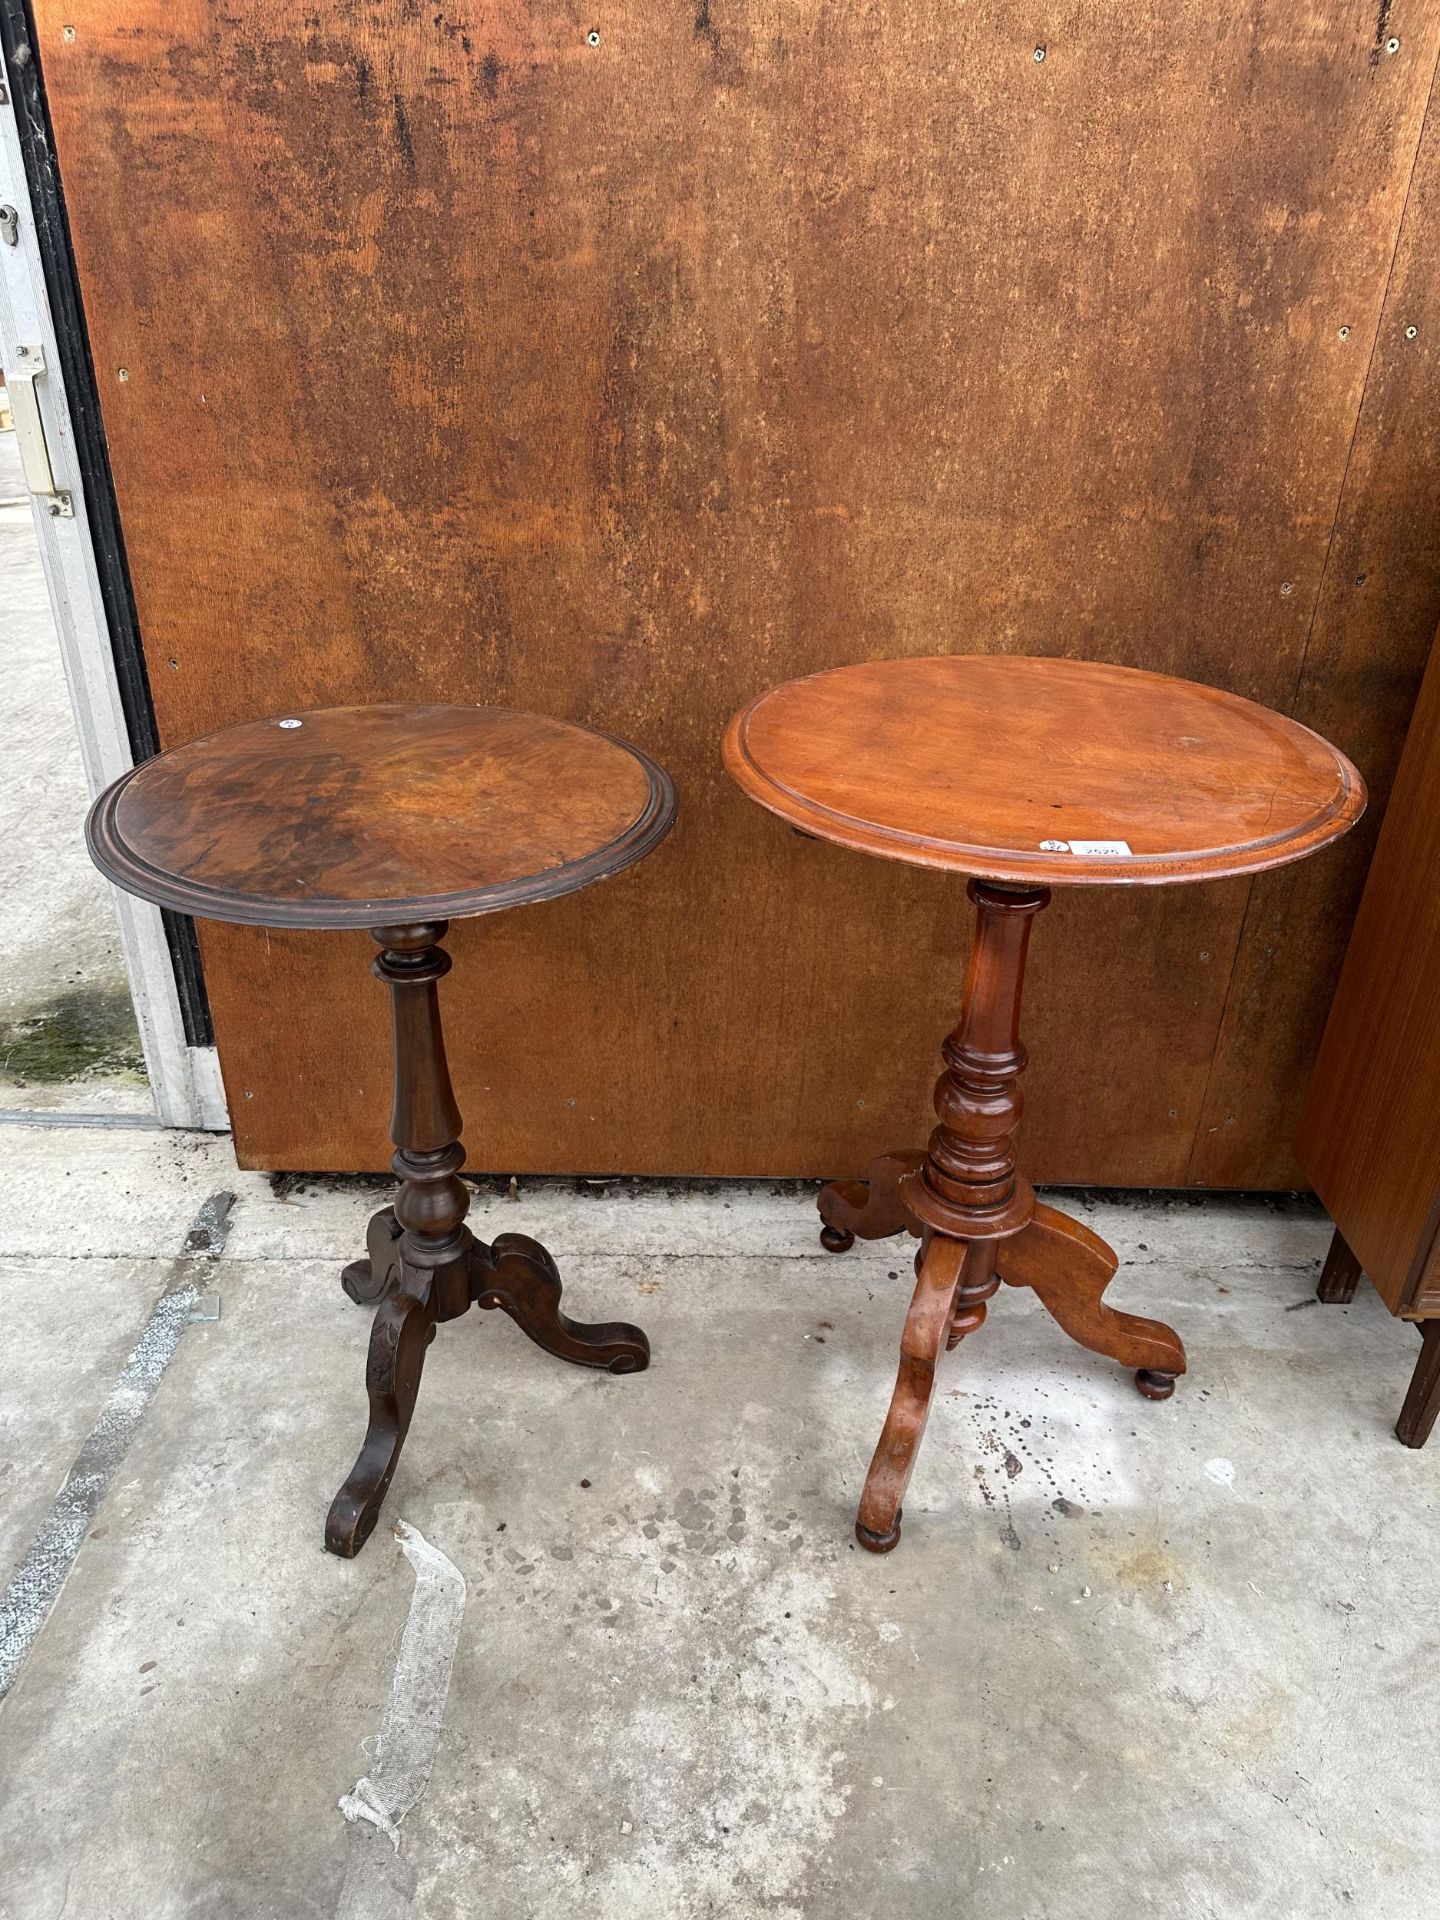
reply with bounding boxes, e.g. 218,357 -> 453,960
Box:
723,655 -> 1365,886
87,704 -> 676,929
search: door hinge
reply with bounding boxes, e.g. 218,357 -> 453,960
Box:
0,205 -> 18,247
7,343 -> 73,516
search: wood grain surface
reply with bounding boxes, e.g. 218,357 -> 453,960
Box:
1298,628 -> 1440,1313
30,1 -> 1440,1176
723,656 -> 1364,885
1193,93 -> 1440,1187
86,704 -> 674,927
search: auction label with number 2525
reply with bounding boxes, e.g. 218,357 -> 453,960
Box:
1038,839 -> 1134,856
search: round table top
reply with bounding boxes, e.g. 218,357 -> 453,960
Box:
87,704 -> 676,929
723,655 -> 1365,886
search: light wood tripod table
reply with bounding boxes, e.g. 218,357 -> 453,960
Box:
724,655 -> 1365,1553
87,703 -> 676,1556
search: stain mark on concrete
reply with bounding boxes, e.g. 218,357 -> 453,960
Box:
0,986 -> 144,1085
1094,1539 -> 1187,1594
972,1393 -> 1096,1519
969,1417 -> 1026,1547
0,1190 -> 235,1701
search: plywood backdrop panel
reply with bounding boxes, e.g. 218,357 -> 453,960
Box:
1193,95 -> 1440,1187
29,0 -> 1440,1177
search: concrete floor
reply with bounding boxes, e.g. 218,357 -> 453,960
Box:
1,1125 -> 1436,1918
0,425 -> 149,1113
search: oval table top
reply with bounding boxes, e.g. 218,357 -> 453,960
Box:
723,655 -> 1365,887
87,704 -> 676,929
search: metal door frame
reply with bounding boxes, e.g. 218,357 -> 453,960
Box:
0,18 -> 225,1129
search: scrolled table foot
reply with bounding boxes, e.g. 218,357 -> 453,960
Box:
326,1277 -> 437,1557
854,1236 -> 970,1552
999,1201 -> 1187,1386
340,1205 -> 403,1306
473,1233 -> 650,1374
819,1149 -> 925,1252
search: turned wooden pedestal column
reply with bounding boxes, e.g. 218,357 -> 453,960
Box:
825,879 -> 1184,1552
724,654 -> 1366,1553
327,919 -> 652,1555
87,702 -> 675,1555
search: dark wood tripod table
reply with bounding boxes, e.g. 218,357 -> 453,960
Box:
86,703 -> 676,1556
724,655 -> 1365,1553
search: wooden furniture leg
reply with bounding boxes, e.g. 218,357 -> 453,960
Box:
851,880 -> 1187,1552
999,1201 -> 1185,1398
473,1234 -> 649,1372
341,1205 -> 404,1305
328,923 -> 470,1557
1395,1322 -> 1440,1448
856,1236 -> 978,1552
818,1149 -> 924,1251
328,922 -> 648,1557
854,882 -> 1042,1549
1313,1228 -> 1440,1449
327,1271 -> 443,1557
1312,1225 -> 1440,1450
1317,1227 -> 1363,1303
343,1213 -> 649,1374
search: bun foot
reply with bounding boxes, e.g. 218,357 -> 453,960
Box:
1135,1368 -> 1177,1401
821,1224 -> 856,1253
856,1508 -> 902,1554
